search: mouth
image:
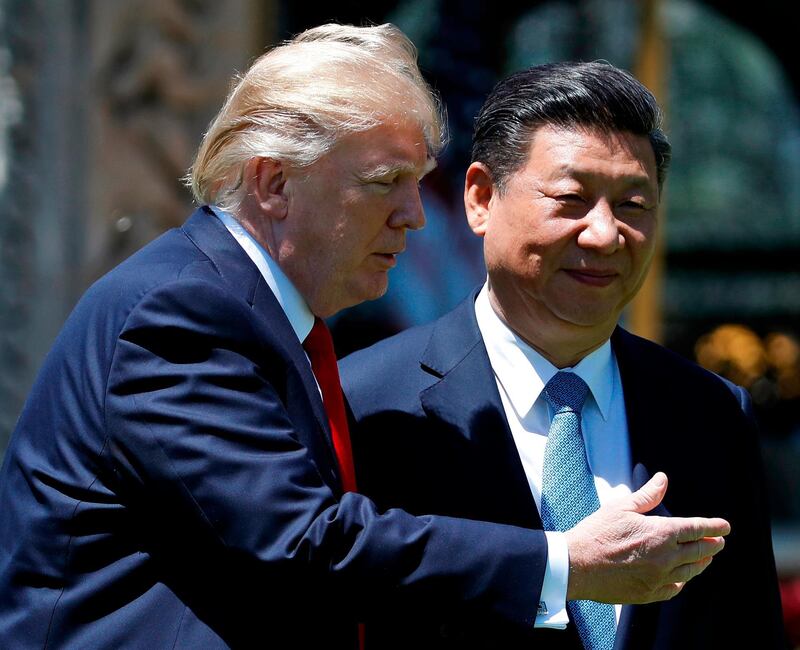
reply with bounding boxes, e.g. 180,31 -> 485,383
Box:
373,251 -> 402,268
563,269 -> 619,287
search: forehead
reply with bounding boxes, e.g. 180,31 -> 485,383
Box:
522,125 -> 657,187
334,119 -> 432,176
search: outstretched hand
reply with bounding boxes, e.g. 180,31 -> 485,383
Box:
564,472 -> 730,604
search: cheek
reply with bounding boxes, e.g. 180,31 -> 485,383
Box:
623,213 -> 657,243
625,225 -> 657,266
484,206 -> 562,271
348,198 -> 389,236
482,231 -> 510,273
485,236 -> 547,286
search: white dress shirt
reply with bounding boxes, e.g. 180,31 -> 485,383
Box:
474,284 -> 633,628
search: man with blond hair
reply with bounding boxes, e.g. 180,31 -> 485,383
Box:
0,23 -> 509,648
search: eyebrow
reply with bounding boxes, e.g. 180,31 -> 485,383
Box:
359,157 -> 438,182
557,167 -> 656,190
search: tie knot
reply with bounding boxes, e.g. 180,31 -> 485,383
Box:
544,371 -> 590,413
303,317 -> 334,360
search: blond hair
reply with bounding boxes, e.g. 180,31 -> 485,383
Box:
187,23 -> 445,213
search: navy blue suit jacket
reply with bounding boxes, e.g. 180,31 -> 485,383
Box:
0,211 -> 551,649
341,291 -> 787,649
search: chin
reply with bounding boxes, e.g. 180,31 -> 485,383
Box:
361,274 -> 390,300
553,305 -> 620,331
340,285 -> 388,312
366,285 -> 389,302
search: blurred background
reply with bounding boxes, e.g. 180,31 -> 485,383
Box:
1,0 -> 798,643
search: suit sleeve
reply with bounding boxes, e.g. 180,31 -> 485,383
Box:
103,278 -> 547,628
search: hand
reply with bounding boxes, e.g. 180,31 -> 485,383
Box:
564,472 -> 730,604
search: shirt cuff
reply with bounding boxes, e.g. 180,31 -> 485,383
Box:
535,531 -> 570,628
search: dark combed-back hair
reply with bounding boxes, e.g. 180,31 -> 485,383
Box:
471,61 -> 671,192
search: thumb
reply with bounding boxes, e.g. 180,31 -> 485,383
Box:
624,471 -> 668,514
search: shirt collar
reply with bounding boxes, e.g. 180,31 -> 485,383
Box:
212,206 -> 314,342
474,283 -> 614,420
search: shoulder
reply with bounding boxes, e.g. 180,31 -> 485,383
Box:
341,287 -> 482,380
341,319 -> 435,376
341,289 -> 487,421
69,232 -> 221,339
55,210 -> 273,378
340,319 -> 437,416
612,327 -> 752,416
84,208 -> 264,325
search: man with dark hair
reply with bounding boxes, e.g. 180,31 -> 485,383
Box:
2,32 -> 707,649
342,61 -> 786,648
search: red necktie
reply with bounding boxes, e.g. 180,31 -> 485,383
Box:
303,318 -> 364,649
302,317 -> 357,493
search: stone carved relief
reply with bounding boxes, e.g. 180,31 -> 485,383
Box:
0,0 -> 265,453
87,0 -> 261,281
0,36 -> 21,189
0,0 -> 37,448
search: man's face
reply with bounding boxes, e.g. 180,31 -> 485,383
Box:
279,121 -> 432,317
474,125 -> 659,347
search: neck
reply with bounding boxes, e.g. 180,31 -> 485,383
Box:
234,204 -> 280,261
487,289 -> 613,369
234,203 -> 335,318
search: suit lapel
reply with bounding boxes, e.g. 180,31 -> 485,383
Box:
611,327 -> 669,650
248,276 -> 340,481
613,328 -> 667,491
181,208 -> 339,487
418,293 -> 541,529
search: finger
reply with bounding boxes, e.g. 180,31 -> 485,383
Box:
667,555 -> 714,584
647,581 -> 685,604
624,472 -> 668,514
673,517 -> 731,543
675,536 -> 726,564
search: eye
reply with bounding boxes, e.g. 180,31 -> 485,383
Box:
619,200 -> 649,212
361,179 -> 393,195
552,194 -> 588,215
370,177 -> 397,191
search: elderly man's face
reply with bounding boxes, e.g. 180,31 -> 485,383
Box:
279,121 -> 431,317
474,125 -> 659,347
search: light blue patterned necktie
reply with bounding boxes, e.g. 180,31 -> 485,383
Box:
539,371 -> 616,650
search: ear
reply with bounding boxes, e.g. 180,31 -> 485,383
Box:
464,162 -> 495,237
245,157 -> 288,219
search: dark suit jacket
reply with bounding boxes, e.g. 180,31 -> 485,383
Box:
341,290 -> 787,649
0,211 -> 550,649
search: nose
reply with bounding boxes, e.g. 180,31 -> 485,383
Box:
576,200 -> 622,254
388,178 -> 426,231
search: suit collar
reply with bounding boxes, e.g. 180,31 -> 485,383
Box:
611,327 -> 673,494
181,207 -> 303,351
181,209 -> 303,359
181,207 -> 337,481
419,288 -> 541,528
211,207 -> 314,343
181,206 -> 262,302
419,289 -> 485,378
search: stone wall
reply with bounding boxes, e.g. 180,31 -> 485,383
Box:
0,0 -> 269,457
